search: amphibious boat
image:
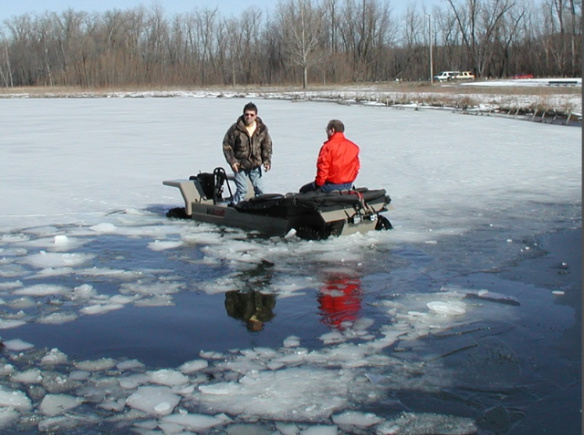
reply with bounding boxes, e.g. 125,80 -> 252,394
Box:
163,167 -> 392,240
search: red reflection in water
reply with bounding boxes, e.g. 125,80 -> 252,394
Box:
318,273 -> 362,330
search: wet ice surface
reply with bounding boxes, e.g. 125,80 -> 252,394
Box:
0,96 -> 581,434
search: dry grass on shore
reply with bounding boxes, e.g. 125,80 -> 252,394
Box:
0,82 -> 580,119
0,81 -> 580,96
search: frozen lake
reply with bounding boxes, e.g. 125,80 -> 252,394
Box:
0,96 -> 581,435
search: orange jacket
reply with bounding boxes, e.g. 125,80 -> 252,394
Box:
315,132 -> 360,186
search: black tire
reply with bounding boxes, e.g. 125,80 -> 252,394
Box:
326,221 -> 345,237
296,226 -> 325,240
375,215 -> 393,230
166,207 -> 189,219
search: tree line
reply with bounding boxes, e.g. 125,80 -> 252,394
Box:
0,0 -> 580,89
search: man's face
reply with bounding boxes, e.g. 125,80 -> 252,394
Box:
244,110 -> 257,126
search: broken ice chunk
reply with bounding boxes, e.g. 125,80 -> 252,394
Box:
332,410 -> 383,427
464,290 -> 520,306
159,413 -> 227,432
0,387 -> 32,411
126,386 -> 180,416
426,301 -> 466,316
3,339 -> 34,351
377,412 -> 477,435
148,369 -> 189,386
39,394 -> 83,416
179,359 -> 208,374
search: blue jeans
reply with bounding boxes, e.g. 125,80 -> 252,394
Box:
321,182 -> 353,193
233,167 -> 264,203
299,181 -> 353,193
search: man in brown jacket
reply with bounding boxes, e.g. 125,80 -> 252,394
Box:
222,102 -> 272,204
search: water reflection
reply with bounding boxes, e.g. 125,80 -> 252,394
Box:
318,269 -> 362,330
224,259 -> 276,332
225,290 -> 276,331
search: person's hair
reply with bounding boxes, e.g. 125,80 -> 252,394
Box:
243,102 -> 257,114
327,119 -> 345,133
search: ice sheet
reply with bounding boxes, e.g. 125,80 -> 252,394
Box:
0,92 -> 580,434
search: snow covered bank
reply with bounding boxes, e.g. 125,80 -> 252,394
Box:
1,79 -> 581,118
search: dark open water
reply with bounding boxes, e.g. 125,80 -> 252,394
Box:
0,206 -> 580,435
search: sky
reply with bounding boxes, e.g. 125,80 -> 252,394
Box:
0,86 -> 580,433
0,0 -> 442,22
0,0 -> 270,20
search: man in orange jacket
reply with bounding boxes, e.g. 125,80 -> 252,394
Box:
299,119 -> 360,193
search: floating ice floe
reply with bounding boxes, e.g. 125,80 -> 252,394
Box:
3,338 -> 34,351
126,385 -> 181,416
332,410 -> 384,427
0,280 -> 22,290
159,412 -> 230,432
53,235 -> 69,246
0,407 -> 19,429
23,251 -> 95,268
77,267 -> 144,280
426,301 -> 467,316
74,358 -> 116,371
464,289 -> 521,306
376,412 -> 477,435
38,312 -> 79,324
149,369 -> 189,386
179,359 -> 209,374
80,303 -> 125,315
39,394 -> 83,416
148,239 -> 184,251
0,319 -> 26,329
40,348 -> 68,365
89,222 -> 117,233
14,283 -> 70,296
0,387 -> 32,411
10,368 -> 42,384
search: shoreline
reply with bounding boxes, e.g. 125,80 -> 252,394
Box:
0,83 -> 581,127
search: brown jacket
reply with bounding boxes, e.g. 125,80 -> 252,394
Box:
222,116 -> 272,170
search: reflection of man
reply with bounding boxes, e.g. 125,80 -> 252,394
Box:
318,273 -> 362,330
225,290 -> 276,332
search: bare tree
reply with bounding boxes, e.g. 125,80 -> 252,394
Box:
194,7 -> 219,85
0,29 -> 14,86
567,0 -> 582,75
260,19 -> 287,84
0,1 -> 579,87
277,0 -> 324,88
223,17 -> 244,86
336,0 -> 395,81
491,3 -> 526,77
543,0 -> 582,75
447,0 -> 515,77
239,8 -> 264,85
395,4 -> 428,80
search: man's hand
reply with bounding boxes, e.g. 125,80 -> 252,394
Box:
264,163 -> 271,172
232,162 -> 240,172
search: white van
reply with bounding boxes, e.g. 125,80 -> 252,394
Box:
433,71 -> 459,82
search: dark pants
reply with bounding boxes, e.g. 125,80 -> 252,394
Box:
299,181 -> 353,193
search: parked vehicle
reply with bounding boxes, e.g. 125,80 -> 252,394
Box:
513,73 -> 533,79
433,71 -> 460,82
455,71 -> 475,80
